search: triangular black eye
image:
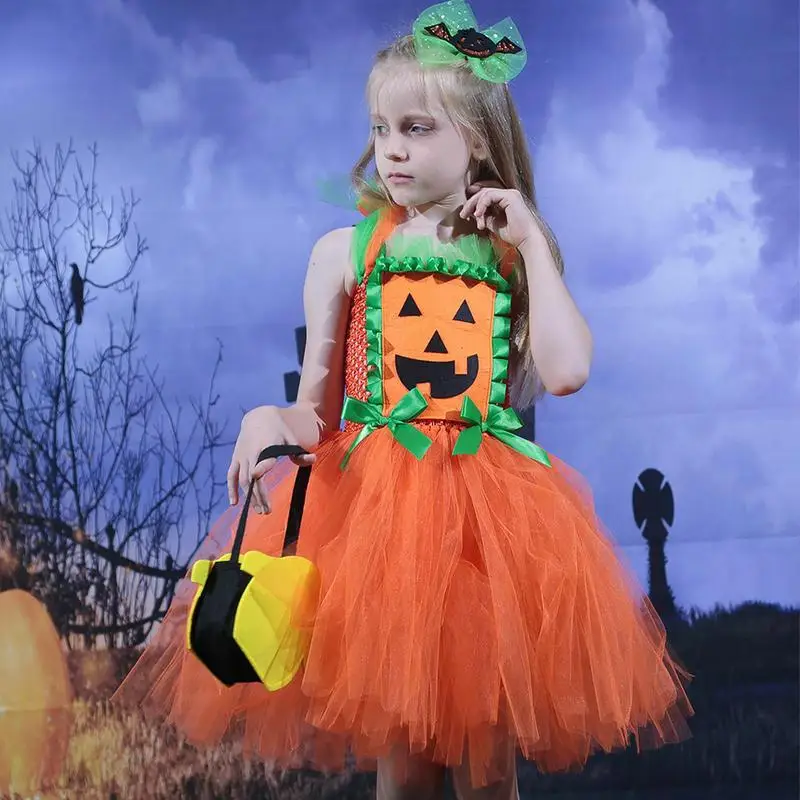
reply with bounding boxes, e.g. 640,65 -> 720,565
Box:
399,293 -> 422,317
453,299 -> 475,324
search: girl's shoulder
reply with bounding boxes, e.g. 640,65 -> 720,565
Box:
308,225 -> 357,295
311,225 -> 354,256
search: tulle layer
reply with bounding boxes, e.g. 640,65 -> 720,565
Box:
112,424 -> 692,788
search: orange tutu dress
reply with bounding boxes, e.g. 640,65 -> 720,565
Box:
113,209 -> 692,788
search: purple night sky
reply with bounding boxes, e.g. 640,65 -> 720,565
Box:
1,0 -> 797,610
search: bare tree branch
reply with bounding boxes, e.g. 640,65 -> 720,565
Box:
0,141 -> 229,648
1,507 -> 185,581
64,609 -> 165,637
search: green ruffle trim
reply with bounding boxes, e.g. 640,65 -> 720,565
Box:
378,233 -> 509,290
374,255 -> 511,293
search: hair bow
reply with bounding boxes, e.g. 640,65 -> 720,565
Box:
412,0 -> 527,84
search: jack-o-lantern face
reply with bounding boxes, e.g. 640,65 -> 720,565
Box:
381,273 -> 497,420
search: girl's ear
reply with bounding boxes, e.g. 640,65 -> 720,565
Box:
471,136 -> 489,163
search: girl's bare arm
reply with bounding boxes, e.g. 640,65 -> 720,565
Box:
278,226 -> 355,446
519,233 -> 593,396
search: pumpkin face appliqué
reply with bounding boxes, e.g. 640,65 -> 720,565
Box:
382,273 -> 496,420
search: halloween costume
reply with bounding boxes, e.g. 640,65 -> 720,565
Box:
114,210 -> 692,785
112,1 -> 692,790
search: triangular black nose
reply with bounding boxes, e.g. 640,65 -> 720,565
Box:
425,331 -> 448,354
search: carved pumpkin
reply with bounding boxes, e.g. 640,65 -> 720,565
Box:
382,273 -> 497,420
0,590 -> 72,796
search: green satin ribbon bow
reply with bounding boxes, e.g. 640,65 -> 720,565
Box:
453,396 -> 552,467
341,388 -> 433,468
412,0 -> 527,84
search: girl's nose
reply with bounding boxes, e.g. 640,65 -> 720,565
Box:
383,134 -> 408,161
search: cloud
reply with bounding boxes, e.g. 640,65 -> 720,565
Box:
752,160 -> 800,325
136,78 -> 184,127
530,0 -> 798,608
532,0 -> 797,415
650,0 -> 799,326
183,137 -> 218,211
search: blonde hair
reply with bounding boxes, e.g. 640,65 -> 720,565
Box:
351,34 -> 564,410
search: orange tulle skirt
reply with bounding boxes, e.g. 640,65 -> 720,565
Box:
112,423 -> 692,788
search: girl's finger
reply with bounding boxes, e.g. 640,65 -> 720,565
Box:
239,460 -> 251,494
469,180 -> 503,193
467,182 -> 493,196
251,456 -> 276,482
245,464 -> 273,514
290,453 -> 317,466
475,188 -> 496,214
227,461 -> 239,505
460,190 -> 484,217
477,188 -> 506,213
254,485 -> 272,515
474,196 -> 494,227
252,475 -> 266,513
251,456 -> 276,512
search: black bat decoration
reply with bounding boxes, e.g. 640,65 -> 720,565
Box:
424,23 -> 522,59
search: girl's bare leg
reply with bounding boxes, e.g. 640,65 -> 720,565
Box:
376,744 -> 446,800
451,738 -> 519,800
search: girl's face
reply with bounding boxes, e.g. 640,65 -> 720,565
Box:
370,73 -> 473,210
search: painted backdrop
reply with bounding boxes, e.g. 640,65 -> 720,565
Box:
1,0 -> 797,610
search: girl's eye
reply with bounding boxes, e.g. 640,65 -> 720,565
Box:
372,123 -> 431,136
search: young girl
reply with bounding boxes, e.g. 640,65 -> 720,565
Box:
113,2 -> 692,798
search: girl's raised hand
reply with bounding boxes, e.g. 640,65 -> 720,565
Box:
460,182 -> 539,250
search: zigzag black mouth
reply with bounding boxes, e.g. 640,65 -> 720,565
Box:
395,354 -> 479,399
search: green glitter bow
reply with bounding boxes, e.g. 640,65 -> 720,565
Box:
412,0 -> 527,84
